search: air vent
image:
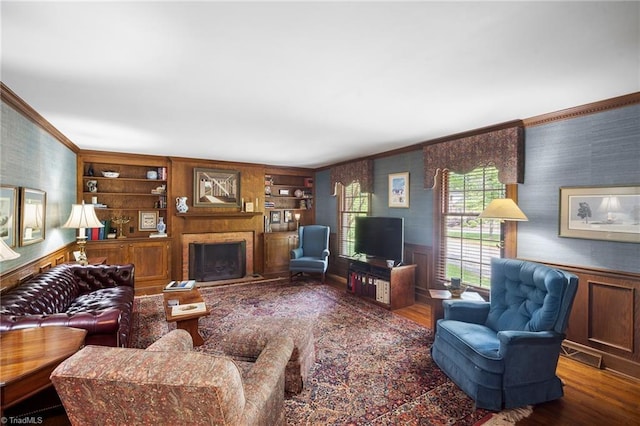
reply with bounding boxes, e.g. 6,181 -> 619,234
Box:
561,343 -> 603,369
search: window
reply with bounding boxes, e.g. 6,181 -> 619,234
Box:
438,166 -> 505,288
337,181 -> 370,257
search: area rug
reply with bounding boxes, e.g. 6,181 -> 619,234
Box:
131,279 -> 526,425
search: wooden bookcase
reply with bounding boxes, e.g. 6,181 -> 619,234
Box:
346,256 -> 416,310
76,152 -> 171,292
263,231 -> 298,275
264,169 -> 314,232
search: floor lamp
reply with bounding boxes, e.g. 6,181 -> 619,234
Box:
63,201 -> 104,265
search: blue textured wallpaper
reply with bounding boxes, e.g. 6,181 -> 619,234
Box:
316,104 -> 639,273
518,105 -> 640,272
0,101 -> 77,273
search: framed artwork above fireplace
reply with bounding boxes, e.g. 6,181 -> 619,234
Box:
193,168 -> 240,207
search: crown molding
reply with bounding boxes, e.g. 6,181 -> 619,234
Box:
1,82 -> 80,153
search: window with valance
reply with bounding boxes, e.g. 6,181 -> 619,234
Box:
330,159 -> 374,195
423,126 -> 524,189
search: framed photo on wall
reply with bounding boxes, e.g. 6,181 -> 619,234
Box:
388,172 -> 409,208
559,185 -> 640,243
20,187 -> 46,246
284,210 -> 293,223
0,185 -> 18,247
138,211 -> 159,231
193,168 -> 241,207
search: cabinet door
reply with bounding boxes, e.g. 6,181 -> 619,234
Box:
264,232 -> 297,274
128,240 -> 170,288
86,241 -> 128,264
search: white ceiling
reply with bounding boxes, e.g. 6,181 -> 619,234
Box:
2,1 -> 639,169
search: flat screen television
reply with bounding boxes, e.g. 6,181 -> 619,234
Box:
354,216 -> 404,264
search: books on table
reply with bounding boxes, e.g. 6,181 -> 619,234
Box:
164,280 -> 196,292
171,302 -> 206,316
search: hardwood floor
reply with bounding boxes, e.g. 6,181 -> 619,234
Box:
393,300 -> 640,425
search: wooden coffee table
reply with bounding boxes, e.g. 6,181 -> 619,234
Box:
427,289 -> 485,330
163,288 -> 210,346
0,326 -> 87,415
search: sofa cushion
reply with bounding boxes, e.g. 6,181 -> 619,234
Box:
0,266 -> 80,315
67,286 -> 134,315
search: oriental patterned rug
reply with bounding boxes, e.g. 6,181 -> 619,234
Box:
131,279 -> 525,425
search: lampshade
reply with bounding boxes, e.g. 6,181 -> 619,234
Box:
63,202 -> 104,229
0,239 -> 20,261
478,199 -> 528,222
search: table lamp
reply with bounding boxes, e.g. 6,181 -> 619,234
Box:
0,239 -> 20,262
294,213 -> 301,230
63,201 -> 104,265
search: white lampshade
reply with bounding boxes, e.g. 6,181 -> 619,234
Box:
0,239 -> 20,261
63,202 -> 104,230
478,199 -> 528,222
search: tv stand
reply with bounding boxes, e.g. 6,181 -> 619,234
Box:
346,256 -> 416,310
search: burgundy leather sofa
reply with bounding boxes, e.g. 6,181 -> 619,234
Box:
0,263 -> 135,347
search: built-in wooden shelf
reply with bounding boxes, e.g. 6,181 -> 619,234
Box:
176,212 -> 263,219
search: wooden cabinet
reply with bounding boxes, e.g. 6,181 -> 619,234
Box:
86,239 -> 171,293
264,170 -> 314,232
77,152 -> 169,239
263,232 -> 298,275
347,256 -> 416,310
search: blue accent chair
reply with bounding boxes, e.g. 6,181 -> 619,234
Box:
431,258 -> 578,411
290,225 -> 330,283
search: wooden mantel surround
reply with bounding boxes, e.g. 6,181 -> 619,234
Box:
181,232 -> 254,281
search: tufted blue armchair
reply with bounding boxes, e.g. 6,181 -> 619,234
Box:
431,258 -> 578,411
290,225 -> 330,283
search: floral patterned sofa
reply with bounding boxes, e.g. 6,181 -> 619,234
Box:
51,329 -> 294,425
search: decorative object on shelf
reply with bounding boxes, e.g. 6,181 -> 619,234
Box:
19,188 -> 46,246
86,180 -> 98,193
87,164 -> 94,177
0,238 -> 20,261
265,185 -> 271,195
270,210 -> 281,224
300,200 -> 306,209
101,171 -> 120,178
112,216 -> 131,239
138,211 -> 159,231
386,259 -> 395,268
193,168 -> 240,207
388,172 -> 409,208
294,189 -> 303,198
156,217 -> 166,235
63,201 -> 104,265
294,212 -> 301,231
284,210 -> 293,223
147,170 -> 158,180
176,196 -> 189,213
245,202 -> 254,213
558,185 -> 640,243
0,185 -> 18,248
279,189 -> 289,196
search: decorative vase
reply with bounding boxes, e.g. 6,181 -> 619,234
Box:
87,180 -> 98,193
176,197 -> 189,213
156,217 -> 166,234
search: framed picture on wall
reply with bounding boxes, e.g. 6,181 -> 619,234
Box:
270,210 -> 281,224
193,168 -> 241,207
388,172 -> 409,208
0,185 -> 18,247
284,210 -> 294,223
19,187 -> 46,246
559,185 -> 640,243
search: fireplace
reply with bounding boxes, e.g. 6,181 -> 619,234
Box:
181,232 -> 254,281
189,241 -> 246,282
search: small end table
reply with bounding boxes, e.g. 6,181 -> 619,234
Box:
163,288 -> 210,346
427,289 -> 485,330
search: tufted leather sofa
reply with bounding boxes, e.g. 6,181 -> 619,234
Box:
0,263 -> 135,347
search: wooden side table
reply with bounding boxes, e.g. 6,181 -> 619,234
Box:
163,288 -> 210,346
427,289 -> 485,330
0,326 -> 87,416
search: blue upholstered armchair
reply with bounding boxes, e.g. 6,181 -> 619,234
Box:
431,258 -> 578,411
290,225 -> 330,283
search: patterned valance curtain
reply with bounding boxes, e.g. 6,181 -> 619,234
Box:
423,126 -> 524,188
330,159 -> 374,195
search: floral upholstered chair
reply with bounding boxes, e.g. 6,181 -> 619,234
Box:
50,329 -> 294,425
